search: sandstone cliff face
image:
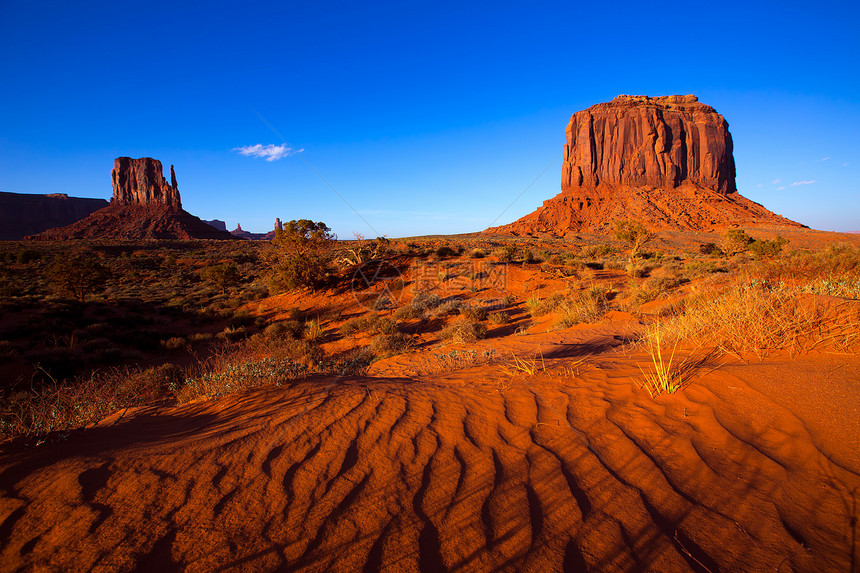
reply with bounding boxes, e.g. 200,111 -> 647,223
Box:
111,157 -> 181,208
562,95 -> 736,195
488,95 -> 800,235
0,192 -> 109,240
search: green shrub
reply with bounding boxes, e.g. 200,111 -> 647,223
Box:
749,236 -> 789,258
201,262 -> 241,293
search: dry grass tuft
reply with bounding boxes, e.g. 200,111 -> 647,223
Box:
500,352 -> 546,377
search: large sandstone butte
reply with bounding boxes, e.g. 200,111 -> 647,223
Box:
34,158 -> 234,240
488,95 -> 801,235
111,157 -> 181,208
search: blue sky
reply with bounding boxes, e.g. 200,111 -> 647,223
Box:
1,0 -> 858,236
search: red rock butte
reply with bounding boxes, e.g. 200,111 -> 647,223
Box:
488,95 -> 802,236
34,158 -> 234,240
111,157 -> 181,208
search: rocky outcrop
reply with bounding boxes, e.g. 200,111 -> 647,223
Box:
111,157 -> 181,208
0,192 -> 109,240
488,95 -> 801,235
203,219 -> 228,232
562,95 -> 736,195
33,158 -> 235,240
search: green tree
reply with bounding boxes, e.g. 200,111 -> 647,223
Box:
268,219 -> 336,292
44,252 -> 111,301
614,220 -> 656,272
201,262 -> 241,293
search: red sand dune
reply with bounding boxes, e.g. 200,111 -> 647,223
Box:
1,324 -> 857,572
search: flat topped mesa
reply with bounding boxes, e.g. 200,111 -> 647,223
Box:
485,94 -> 801,235
563,94 -> 735,195
111,157 -> 181,208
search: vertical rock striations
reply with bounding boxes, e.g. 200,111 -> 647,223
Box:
111,157 -> 181,208
562,95 -> 736,195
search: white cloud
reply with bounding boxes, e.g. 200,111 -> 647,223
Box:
756,183 -> 764,187
790,180 -> 815,186
233,143 -> 302,161
776,186 -> 786,190
821,156 -> 831,161
771,178 -> 781,185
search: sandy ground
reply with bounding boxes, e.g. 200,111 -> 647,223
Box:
1,322 -> 857,572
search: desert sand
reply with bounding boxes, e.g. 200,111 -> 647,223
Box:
1,316 -> 857,572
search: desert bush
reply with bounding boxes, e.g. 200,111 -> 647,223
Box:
628,276 -> 682,307
370,333 -> 413,358
749,236 -> 788,258
412,292 -> 442,310
581,244 -> 615,259
44,252 -> 111,302
501,294 -> 516,307
433,299 -> 464,316
340,314 -> 397,337
699,242 -> 723,256
460,304 -> 488,321
217,326 -> 247,342
642,282 -> 859,358
188,332 -> 214,344
393,304 -> 424,320
554,288 -> 608,328
489,311 -> 511,325
440,319 -> 488,343
496,245 -> 517,262
303,319 -> 325,342
436,245 -> 458,258
201,262 -> 241,293
746,244 -> 860,292
527,293 -> 565,317
0,363 -> 185,440
265,320 -> 303,340
722,228 -> 753,256
615,219 -> 655,259
161,337 -> 187,350
470,248 -> 486,259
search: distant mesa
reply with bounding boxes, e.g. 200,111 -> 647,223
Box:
0,191 -> 109,240
487,94 -> 802,236
203,219 -> 228,232
230,219 -> 282,240
34,158 -> 235,240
